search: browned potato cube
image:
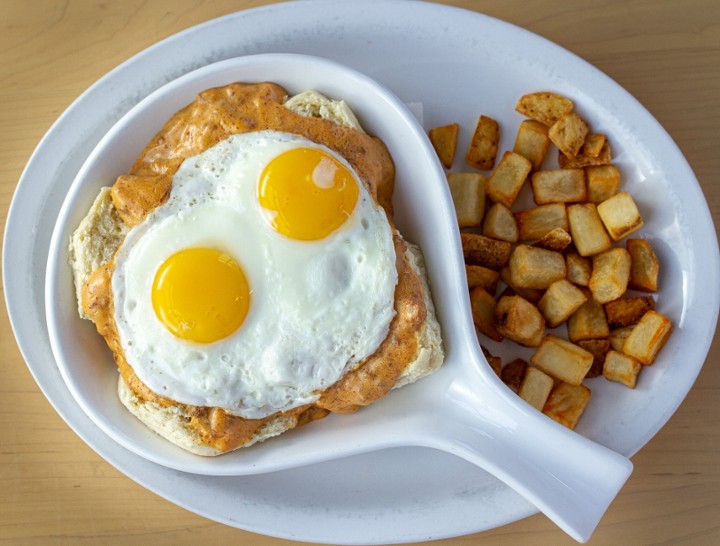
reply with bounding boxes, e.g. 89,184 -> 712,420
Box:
465,264 -> 500,293
496,295 -> 546,347
566,252 -> 592,286
543,382 -> 592,430
567,203 -> 612,257
567,296 -> 610,342
508,245 -> 566,289
466,115 -> 500,170
447,172 -> 487,228
530,335 -> 593,385
582,133 -> 606,157
531,168 -> 586,204
470,287 -> 503,342
500,267 -> 544,303
603,350 -> 643,388
597,192 -> 644,240
577,338 -> 611,378
537,279 -> 588,328
604,296 -> 655,328
513,119 -> 550,171
549,112 -> 590,158
515,92 -> 574,126
622,310 -> 672,365
501,358 -> 528,393
428,123 -> 459,169
586,165 -> 620,203
515,203 -> 569,241
487,355 -> 502,376
518,367 -> 555,411
558,140 -> 612,168
534,227 -> 572,252
483,203 -> 519,242
627,238 -> 659,292
589,247 -> 631,304
481,346 -> 502,377
487,151 -> 532,208
461,232 -> 513,270
609,326 -> 634,352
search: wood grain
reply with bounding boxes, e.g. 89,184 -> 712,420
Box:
1,1 -> 718,544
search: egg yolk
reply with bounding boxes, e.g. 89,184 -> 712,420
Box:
258,147 -> 359,240
152,248 -> 250,344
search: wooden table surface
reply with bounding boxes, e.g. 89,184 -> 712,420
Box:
2,1 -> 718,544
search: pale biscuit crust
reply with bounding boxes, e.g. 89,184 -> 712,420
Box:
69,188 -> 129,318
284,90 -> 365,133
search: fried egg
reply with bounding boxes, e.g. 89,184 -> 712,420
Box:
111,131 -> 398,419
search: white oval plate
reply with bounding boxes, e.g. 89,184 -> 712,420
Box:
5,1 -> 718,543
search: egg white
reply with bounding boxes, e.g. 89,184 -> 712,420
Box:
112,131 -> 398,419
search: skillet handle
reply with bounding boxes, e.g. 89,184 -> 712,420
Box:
418,364 -> 632,543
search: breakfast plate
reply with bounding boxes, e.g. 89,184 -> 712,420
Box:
5,1 -> 719,544
44,52 -> 633,542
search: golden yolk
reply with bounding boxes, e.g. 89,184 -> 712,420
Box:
152,248 -> 250,344
258,147 -> 359,240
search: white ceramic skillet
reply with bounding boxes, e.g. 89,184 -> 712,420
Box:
46,53 -> 632,543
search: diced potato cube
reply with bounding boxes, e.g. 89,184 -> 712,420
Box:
531,168 -> 587,204
597,192 -> 644,240
500,267 -> 544,303
582,133 -> 607,157
586,165 -> 620,203
518,367 -> 555,411
537,279 -> 588,328
558,140 -> 612,168
461,232 -> 513,270
603,350 -> 643,388
428,123 -> 459,169
589,247 -> 631,304
622,310 -> 672,365
567,295 -> 610,342
487,355 -> 502,376
543,382 -> 592,430
513,119 -> 550,171
483,203 -> 519,242
567,203 -> 612,257
548,112 -> 590,158
487,151 -> 532,207
577,338 -> 611,378
496,295 -> 546,347
465,264 -> 500,293
465,115 -> 500,170
627,238 -> 659,292
508,245 -> 566,289
609,326 -> 634,351
481,346 -> 502,377
515,92 -> 574,126
566,252 -> 592,286
534,227 -> 572,252
515,203 -> 569,241
500,358 -> 528,393
530,334 -> 593,385
447,172 -> 486,228
604,296 -> 655,328
470,287 -> 503,342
